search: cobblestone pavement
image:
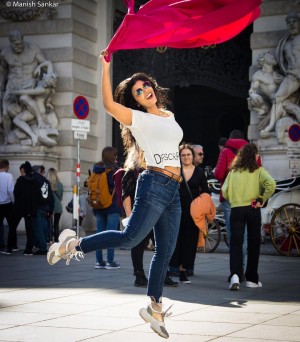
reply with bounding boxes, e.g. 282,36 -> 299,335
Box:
0,234 -> 299,342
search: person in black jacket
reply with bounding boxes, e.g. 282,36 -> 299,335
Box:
31,164 -> 54,255
14,161 -> 40,255
169,144 -> 210,284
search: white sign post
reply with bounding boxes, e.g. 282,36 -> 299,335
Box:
72,96 -> 90,237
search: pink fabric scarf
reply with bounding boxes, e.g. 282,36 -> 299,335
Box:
105,0 -> 261,61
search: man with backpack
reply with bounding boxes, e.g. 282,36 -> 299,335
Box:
87,147 -> 121,270
31,164 -> 54,255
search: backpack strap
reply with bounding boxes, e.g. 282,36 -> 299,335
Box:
105,168 -> 115,194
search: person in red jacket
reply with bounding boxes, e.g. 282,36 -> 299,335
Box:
214,130 -> 248,262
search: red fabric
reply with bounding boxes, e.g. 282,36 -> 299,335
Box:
105,0 -> 261,61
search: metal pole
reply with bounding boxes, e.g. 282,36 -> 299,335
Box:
76,138 -> 80,237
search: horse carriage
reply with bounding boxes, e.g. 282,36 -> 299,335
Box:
205,176 -> 300,256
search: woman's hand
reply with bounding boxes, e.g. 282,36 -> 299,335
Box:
100,50 -> 110,69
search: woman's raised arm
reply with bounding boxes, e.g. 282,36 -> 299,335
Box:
101,51 -> 132,126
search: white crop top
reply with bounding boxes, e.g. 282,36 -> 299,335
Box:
126,109 -> 183,168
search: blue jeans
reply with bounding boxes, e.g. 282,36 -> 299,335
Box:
32,209 -> 48,251
222,200 -> 248,270
79,170 -> 181,302
94,211 -> 119,263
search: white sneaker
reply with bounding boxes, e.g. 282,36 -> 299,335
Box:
139,302 -> 173,339
246,281 -> 262,288
47,229 -> 83,266
122,217 -> 129,227
94,261 -> 107,269
229,274 -> 240,290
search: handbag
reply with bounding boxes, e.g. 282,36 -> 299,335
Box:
182,170 -> 206,247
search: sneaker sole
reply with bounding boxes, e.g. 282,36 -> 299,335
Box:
105,265 -> 121,269
139,307 -> 169,339
246,282 -> 262,288
229,283 -> 239,290
47,229 -> 77,265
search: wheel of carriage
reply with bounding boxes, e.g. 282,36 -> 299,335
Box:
270,203 -> 300,257
204,219 -> 221,253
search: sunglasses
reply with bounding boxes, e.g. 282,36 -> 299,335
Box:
197,153 -> 204,156
134,81 -> 152,96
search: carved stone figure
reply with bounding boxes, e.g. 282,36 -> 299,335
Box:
248,51 -> 283,118
0,30 -> 59,146
248,13 -> 300,144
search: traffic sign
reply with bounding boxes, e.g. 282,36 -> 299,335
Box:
288,124 -> 300,142
74,131 -> 87,140
71,119 -> 90,132
73,96 -> 89,119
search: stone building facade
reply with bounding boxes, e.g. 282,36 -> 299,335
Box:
0,0 -> 299,230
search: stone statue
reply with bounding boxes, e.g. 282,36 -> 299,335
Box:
0,30 -> 59,146
248,51 -> 283,118
248,13 -> 300,143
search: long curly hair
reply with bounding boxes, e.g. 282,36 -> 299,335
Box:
230,143 -> 259,173
114,73 -> 171,167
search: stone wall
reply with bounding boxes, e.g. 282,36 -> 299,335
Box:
0,0 -> 115,230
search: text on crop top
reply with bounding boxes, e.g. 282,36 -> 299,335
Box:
126,109 -> 183,168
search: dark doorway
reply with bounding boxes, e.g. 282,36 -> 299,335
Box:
174,85 -> 249,168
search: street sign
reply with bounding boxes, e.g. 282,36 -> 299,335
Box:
74,131 -> 87,140
288,124 -> 300,142
73,96 -> 89,119
71,119 -> 90,132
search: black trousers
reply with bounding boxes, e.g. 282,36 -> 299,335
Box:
131,231 -> 152,273
169,208 -> 199,270
52,213 -> 62,242
0,202 -> 16,249
230,206 -> 261,283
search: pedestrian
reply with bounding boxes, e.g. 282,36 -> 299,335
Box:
47,50 -> 183,339
169,144 -> 210,284
32,165 -> 54,255
218,137 -> 228,152
14,161 -> 40,255
47,168 -> 64,243
92,146 -> 121,270
214,129 -> 248,242
191,144 -> 204,167
0,159 -> 16,255
222,143 -> 275,290
214,130 -> 249,275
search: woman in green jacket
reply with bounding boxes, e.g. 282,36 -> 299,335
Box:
222,143 -> 275,291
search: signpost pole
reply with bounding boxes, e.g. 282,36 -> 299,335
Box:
72,95 -> 90,238
76,139 -> 80,237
